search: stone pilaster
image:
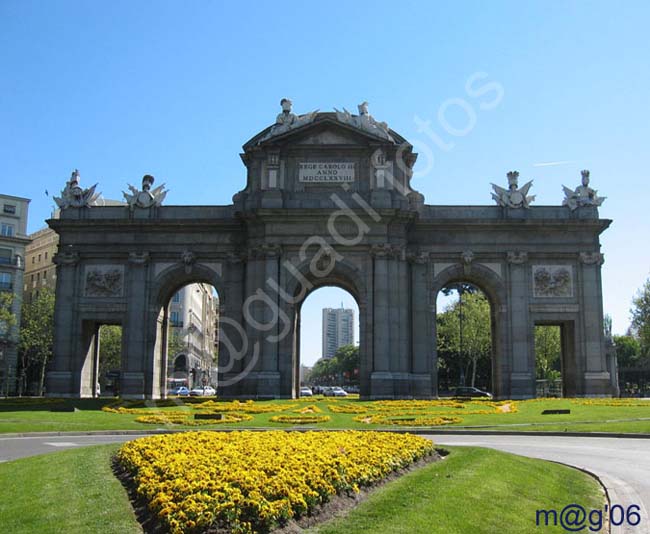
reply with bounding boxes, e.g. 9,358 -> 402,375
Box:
506,251 -> 534,398
408,252 -> 433,397
369,244 -> 392,397
46,249 -> 81,397
579,251 -> 611,395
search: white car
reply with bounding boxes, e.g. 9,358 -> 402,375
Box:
324,386 -> 348,397
189,386 -> 216,396
299,387 -> 313,397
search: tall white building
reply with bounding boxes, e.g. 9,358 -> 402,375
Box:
322,305 -> 355,359
0,194 -> 30,395
167,283 -> 219,389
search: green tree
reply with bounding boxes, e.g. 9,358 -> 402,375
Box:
631,277 -> 650,358
98,325 -> 122,379
310,357 -> 336,385
613,335 -> 642,368
534,325 -> 562,380
168,329 -> 186,358
0,292 -> 17,395
333,345 -> 359,383
309,345 -> 359,385
436,292 -> 491,387
18,288 -> 54,396
0,292 -> 15,333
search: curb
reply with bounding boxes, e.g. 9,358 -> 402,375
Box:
2,428 -> 650,439
545,459 -> 613,534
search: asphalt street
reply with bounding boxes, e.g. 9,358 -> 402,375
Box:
1,432 -> 648,533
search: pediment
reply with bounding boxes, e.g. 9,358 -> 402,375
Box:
295,128 -> 362,146
243,113 -> 407,151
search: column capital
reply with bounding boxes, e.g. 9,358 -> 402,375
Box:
579,252 -> 604,265
406,251 -> 428,264
128,251 -> 150,265
506,251 -> 528,264
53,248 -> 79,266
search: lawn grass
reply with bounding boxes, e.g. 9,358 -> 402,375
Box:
0,444 -> 140,534
1,396 -> 649,434
310,447 -> 605,534
0,444 -> 605,534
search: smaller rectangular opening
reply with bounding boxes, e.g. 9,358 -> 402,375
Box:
535,324 -> 563,397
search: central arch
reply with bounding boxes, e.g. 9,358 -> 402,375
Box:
282,258 -> 368,398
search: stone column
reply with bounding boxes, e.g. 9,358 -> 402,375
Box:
392,246 -> 411,397
123,252 -> 150,399
506,251 -> 534,398
579,252 -> 611,395
359,256 -> 373,398
276,252 -> 302,399
217,253 -> 246,397
47,249 -> 80,397
409,252 -> 433,397
241,246 -> 282,398
261,245 -> 281,373
240,249 -> 263,396
370,244 -> 392,397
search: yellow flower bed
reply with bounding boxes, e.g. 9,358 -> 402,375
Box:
353,414 -> 462,426
294,404 -> 322,414
193,400 -> 298,413
327,403 -> 369,414
135,413 -> 254,426
269,414 -> 330,424
571,399 -> 650,407
117,430 -> 434,533
372,399 -> 465,410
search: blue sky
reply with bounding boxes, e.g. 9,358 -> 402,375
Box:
1,1 -> 649,365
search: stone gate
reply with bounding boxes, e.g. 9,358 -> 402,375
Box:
46,101 -> 614,399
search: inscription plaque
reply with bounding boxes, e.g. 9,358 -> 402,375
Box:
299,162 -> 355,183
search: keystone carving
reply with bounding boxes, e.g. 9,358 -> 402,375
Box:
461,250 -> 474,275
181,250 -> 196,274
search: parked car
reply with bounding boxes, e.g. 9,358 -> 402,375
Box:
299,387 -> 313,397
190,386 -> 216,396
169,386 -> 190,396
324,386 -> 348,397
454,386 -> 492,399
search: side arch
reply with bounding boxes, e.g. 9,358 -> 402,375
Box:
150,263 -> 226,309
138,262 -> 225,398
432,263 -> 510,398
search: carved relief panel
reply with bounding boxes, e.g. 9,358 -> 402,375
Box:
84,265 -> 124,297
532,265 -> 573,298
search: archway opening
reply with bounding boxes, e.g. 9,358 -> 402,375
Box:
164,282 -> 220,395
297,286 -> 360,395
534,322 -> 576,397
436,283 -> 493,395
98,324 -> 122,396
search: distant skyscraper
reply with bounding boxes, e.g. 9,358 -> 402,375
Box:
322,305 -> 355,359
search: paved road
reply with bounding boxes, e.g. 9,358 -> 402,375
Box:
429,434 -> 650,534
1,433 -> 648,533
0,433 -> 151,463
